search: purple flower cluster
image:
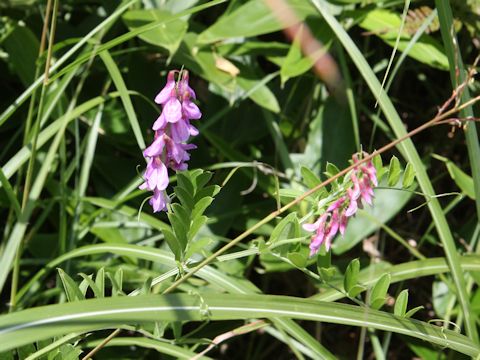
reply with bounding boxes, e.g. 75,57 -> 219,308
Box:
140,70 -> 201,212
303,153 -> 378,256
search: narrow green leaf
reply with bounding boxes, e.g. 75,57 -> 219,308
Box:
194,171 -> 213,191
188,215 -> 208,240
325,162 -> 340,178
269,212 -> 298,244
185,238 -> 213,259
170,204 -> 190,229
0,167 -> 21,218
405,306 -> 424,318
106,270 -> 124,297
174,186 -> 195,210
194,185 -> 221,202
348,284 -> 366,298
301,166 -> 322,189
281,24 -> 320,85
387,156 -> 401,186
344,258 -> 360,293
78,274 -> 103,299
99,51 -> 145,150
176,172 -> 195,197
57,269 -> 84,302
394,289 -> 409,317
369,273 -> 391,310
191,197 -> 214,220
95,268 -> 105,299
167,213 -> 188,253
114,268 -> 123,296
402,162 -> 415,188
433,155 -> 475,199
162,227 -> 183,260
372,154 -> 385,182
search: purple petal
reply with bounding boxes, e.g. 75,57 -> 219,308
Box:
153,161 -> 169,190
166,139 -> 185,164
163,98 -> 182,123
171,120 -> 190,142
153,112 -> 167,131
309,232 -> 325,257
182,100 -> 202,120
344,199 -> 358,217
327,197 -> 345,212
143,136 -> 165,158
303,222 -> 319,232
178,71 -> 196,99
150,189 -> 169,212
350,172 -> 361,199
154,72 -> 175,104
188,124 -> 199,137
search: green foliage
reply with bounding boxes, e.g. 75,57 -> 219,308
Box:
369,273 -> 390,310
344,258 -> 366,297
165,170 -> 220,261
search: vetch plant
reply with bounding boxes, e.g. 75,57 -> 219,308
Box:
303,152 -> 378,255
140,70 -> 201,212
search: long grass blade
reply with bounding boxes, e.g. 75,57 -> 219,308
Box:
0,293 -> 477,356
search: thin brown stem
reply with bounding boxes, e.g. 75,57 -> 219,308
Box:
81,329 -> 121,360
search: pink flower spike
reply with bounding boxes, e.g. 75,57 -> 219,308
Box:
154,71 -> 176,104
163,98 -> 182,123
